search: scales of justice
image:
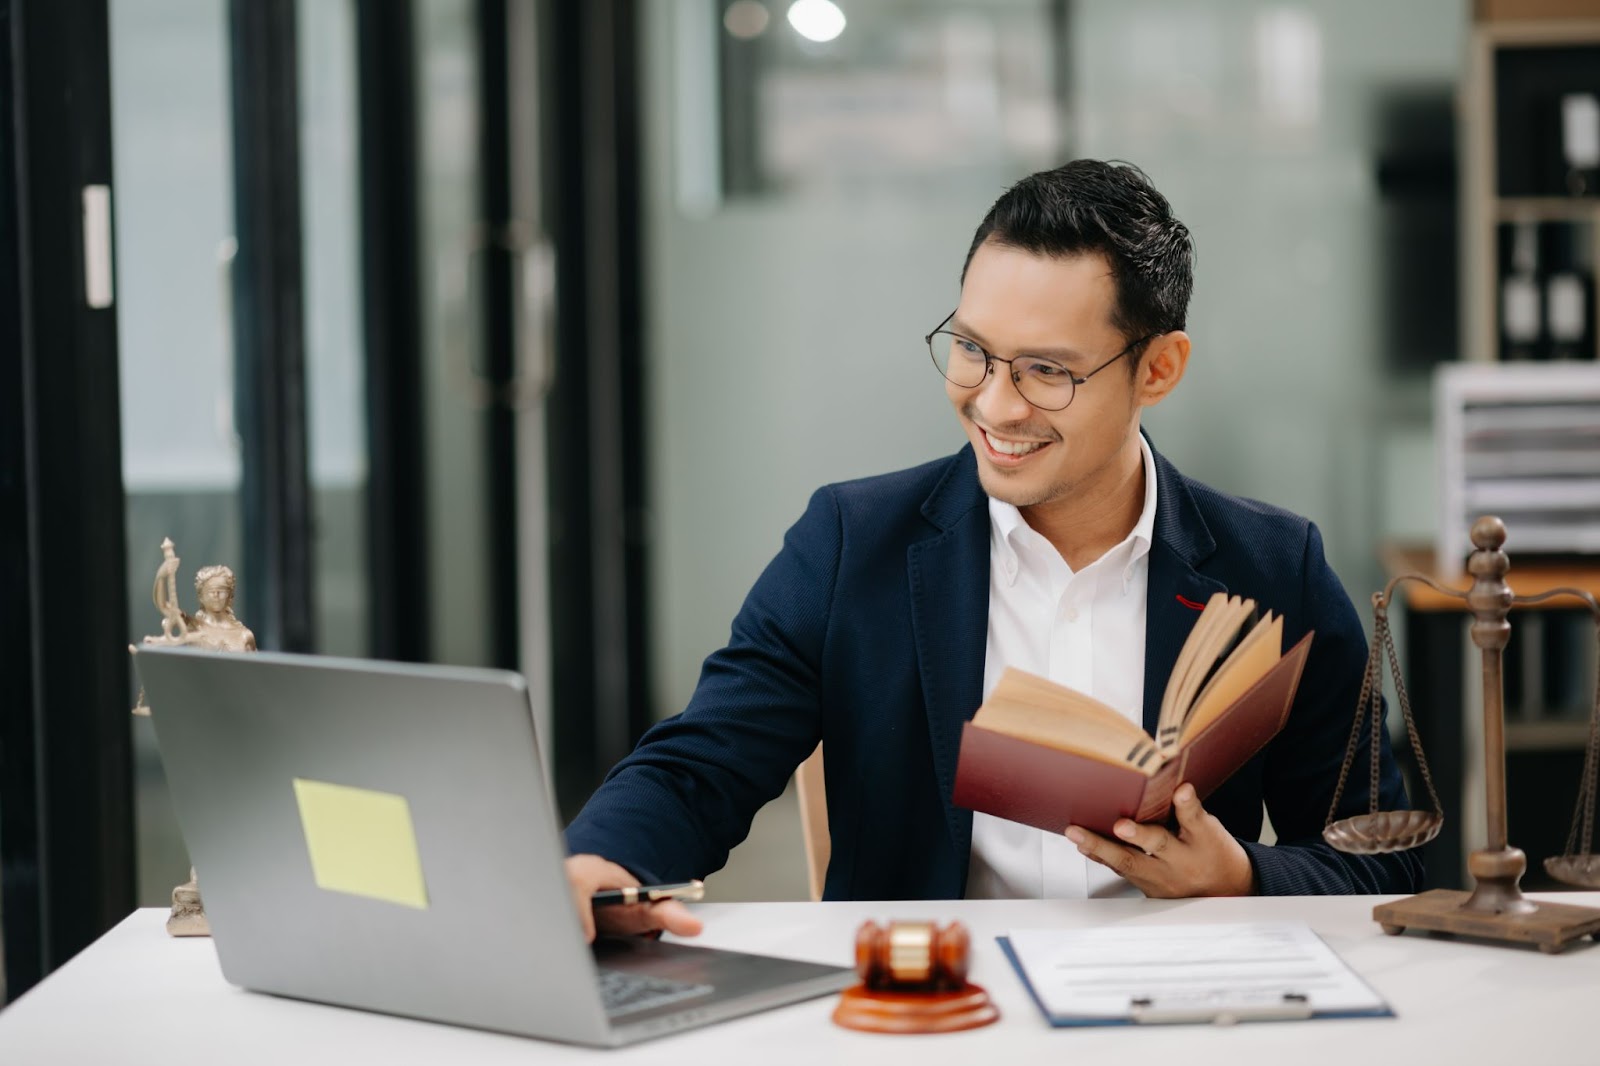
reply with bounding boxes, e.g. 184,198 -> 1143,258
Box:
1323,516 -> 1600,953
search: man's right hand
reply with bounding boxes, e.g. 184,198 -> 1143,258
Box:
565,854 -> 706,944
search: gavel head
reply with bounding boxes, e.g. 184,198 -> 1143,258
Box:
853,920 -> 970,991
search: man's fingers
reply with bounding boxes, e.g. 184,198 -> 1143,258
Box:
565,854 -> 642,944
651,900 -> 704,938
565,855 -> 706,942
1066,826 -> 1145,878
592,858 -> 644,888
577,899 -> 596,943
595,900 -> 705,940
567,854 -> 643,892
1172,783 -> 1214,836
595,904 -> 664,938
1112,818 -> 1172,858
1068,795 -> 1256,898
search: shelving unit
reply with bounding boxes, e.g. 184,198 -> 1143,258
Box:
1492,197 -> 1600,223
1425,16 -> 1600,880
1461,18 -> 1600,363
1505,719 -> 1593,751
1433,363 -> 1600,567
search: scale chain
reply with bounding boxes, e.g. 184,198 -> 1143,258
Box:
1563,622 -> 1600,861
1382,610 -> 1443,816
1326,605 -> 1387,826
1325,601 -> 1444,830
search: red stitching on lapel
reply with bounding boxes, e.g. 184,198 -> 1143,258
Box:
1175,594 -> 1207,611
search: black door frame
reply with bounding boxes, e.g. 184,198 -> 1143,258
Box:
479,0 -> 523,673
229,0 -> 315,654
541,0 -> 652,817
0,0 -> 136,1002
357,0 -> 431,663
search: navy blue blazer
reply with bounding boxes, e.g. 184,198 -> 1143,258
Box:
565,444 -> 1424,897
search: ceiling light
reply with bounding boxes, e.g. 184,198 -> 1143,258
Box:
787,0 -> 846,44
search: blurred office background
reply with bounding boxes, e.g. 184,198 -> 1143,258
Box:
8,0 -> 1600,1004
648,0 -> 1464,899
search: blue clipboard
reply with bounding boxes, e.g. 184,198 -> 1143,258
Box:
997,935 -> 1395,1027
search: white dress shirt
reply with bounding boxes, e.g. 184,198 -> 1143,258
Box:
965,435 -> 1159,899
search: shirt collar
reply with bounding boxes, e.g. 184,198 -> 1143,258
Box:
988,434 -> 1160,587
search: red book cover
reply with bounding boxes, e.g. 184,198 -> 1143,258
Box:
952,633 -> 1312,837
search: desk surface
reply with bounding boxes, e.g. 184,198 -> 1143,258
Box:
2,895 -> 1597,1064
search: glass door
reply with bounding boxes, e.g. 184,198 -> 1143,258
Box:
112,0 -> 374,906
416,0 -> 495,669
111,0 -> 552,913
416,0 -> 554,712
110,0 -> 244,908
299,0 -> 372,659
4,0 -> 555,995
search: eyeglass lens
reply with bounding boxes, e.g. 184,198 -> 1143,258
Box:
927,331 -> 1077,410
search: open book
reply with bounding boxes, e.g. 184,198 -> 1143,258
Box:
952,593 -> 1313,837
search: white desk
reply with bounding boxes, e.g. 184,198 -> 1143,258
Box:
1,894 -> 1596,1064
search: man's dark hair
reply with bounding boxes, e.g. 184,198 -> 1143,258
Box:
962,160 -> 1194,362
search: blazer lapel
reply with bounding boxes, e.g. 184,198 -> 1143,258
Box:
1142,445 -> 1228,736
907,448 -> 989,873
907,442 -> 1227,873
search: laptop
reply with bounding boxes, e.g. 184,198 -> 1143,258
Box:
133,645 -> 854,1047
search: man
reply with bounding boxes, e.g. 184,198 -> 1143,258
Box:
564,160 -> 1422,941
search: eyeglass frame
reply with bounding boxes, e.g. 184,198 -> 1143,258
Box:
924,309 -> 1161,412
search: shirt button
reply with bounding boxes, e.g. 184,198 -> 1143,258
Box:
1065,606 -> 1080,623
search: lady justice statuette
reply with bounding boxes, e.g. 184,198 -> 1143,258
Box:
131,537 -> 256,936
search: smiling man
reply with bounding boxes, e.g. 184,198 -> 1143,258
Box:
563,160 -> 1422,940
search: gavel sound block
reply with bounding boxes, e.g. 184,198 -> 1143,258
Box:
831,920 -> 1000,1034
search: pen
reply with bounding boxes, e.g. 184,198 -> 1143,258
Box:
591,880 -> 705,907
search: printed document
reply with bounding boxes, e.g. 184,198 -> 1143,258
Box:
1001,922 -> 1390,1025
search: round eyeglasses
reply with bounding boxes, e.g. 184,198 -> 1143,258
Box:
925,311 -> 1158,412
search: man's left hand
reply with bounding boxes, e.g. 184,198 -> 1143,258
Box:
1064,783 -> 1257,897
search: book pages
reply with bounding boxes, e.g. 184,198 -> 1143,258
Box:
1159,594 -> 1253,751
1155,591 -> 1232,747
1183,600 -> 1263,716
974,669 -> 1156,770
1182,613 -> 1284,743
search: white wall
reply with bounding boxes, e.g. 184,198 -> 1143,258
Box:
1068,0 -> 1460,588
642,0 -> 1464,721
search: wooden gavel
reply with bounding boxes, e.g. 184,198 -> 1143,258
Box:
853,920 -> 970,992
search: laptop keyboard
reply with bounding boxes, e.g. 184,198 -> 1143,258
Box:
596,968 -> 716,1018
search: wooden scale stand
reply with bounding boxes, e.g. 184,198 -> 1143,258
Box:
832,921 -> 1000,1033
1323,516 -> 1600,953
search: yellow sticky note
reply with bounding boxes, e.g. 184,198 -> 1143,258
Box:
292,778 -> 429,909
